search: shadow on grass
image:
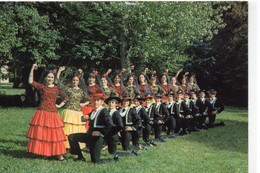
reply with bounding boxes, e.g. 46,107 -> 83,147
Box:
181,118 -> 248,154
0,138 -> 28,147
0,148 -> 37,160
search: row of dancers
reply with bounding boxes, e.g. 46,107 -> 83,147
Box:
26,64 -> 224,163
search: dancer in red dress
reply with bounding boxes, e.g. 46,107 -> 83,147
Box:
113,71 -> 128,99
137,72 -> 153,98
26,64 -> 69,160
159,71 -> 173,102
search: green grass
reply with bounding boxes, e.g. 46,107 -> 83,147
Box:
0,106 -> 248,173
0,83 -> 25,95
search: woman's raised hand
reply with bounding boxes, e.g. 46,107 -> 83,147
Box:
59,66 -> 66,72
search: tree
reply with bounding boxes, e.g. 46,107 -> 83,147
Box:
184,2 -> 248,106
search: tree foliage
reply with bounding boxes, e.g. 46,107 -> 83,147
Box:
184,2 -> 248,106
0,2 -> 247,106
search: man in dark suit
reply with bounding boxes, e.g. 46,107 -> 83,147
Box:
104,95 -> 123,159
68,93 -> 113,163
144,93 -> 163,141
174,90 -> 190,135
195,89 -> 209,129
207,89 -> 225,128
133,94 -> 150,143
119,95 -> 142,151
154,93 -> 170,136
183,90 -> 199,132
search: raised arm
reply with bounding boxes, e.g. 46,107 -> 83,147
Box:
28,63 -> 38,84
175,68 -> 183,79
56,66 -> 66,81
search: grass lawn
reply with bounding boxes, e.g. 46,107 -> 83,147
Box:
0,83 -> 25,95
0,106 -> 248,173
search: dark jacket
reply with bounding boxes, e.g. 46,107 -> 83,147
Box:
144,104 -> 162,124
108,109 -> 124,136
196,98 -> 209,114
87,108 -> 113,137
173,100 -> 190,118
207,97 -> 224,114
155,102 -> 170,123
119,107 -> 142,130
184,99 -> 199,117
135,106 -> 150,126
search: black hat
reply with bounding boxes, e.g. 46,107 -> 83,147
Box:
104,95 -> 121,104
155,93 -> 163,98
190,89 -> 197,94
134,94 -> 144,101
184,90 -> 190,96
208,89 -> 217,94
198,89 -> 206,94
176,90 -> 183,94
145,93 -> 153,99
122,94 -> 132,100
166,90 -> 175,96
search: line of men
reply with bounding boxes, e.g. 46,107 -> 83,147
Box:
68,88 -> 224,164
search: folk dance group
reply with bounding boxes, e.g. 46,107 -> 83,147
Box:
26,64 -> 225,163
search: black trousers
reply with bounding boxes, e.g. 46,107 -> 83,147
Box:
120,130 -> 139,150
175,116 -> 185,133
208,113 -> 217,124
105,134 -> 119,155
166,116 -> 176,135
142,124 -> 152,142
68,133 -> 104,163
194,114 -> 207,127
152,123 -> 162,139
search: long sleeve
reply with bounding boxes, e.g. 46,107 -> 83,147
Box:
153,106 -> 162,121
182,102 -> 190,117
100,109 -> 113,137
191,101 -> 199,115
161,104 -> 170,123
140,108 -> 150,125
58,87 -> 69,102
30,81 -> 44,90
113,112 -> 124,132
131,108 -> 142,130
216,99 -> 225,114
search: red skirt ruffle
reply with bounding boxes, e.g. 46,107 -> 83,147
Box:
27,125 -> 66,142
26,110 -> 66,156
81,106 -> 94,131
27,139 -> 66,156
29,110 -> 64,128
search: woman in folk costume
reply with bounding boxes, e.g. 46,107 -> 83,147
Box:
137,69 -> 154,98
169,68 -> 183,92
187,73 -> 200,92
26,64 -> 68,161
81,70 -> 103,130
113,70 -> 129,99
159,70 -> 174,102
180,74 -> 190,91
56,67 -> 90,149
149,71 -> 166,98
125,73 -> 141,103
170,76 -> 181,92
99,70 -> 119,98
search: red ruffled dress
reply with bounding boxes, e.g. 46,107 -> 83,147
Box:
81,84 -> 103,131
26,81 -> 69,156
160,84 -> 174,102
